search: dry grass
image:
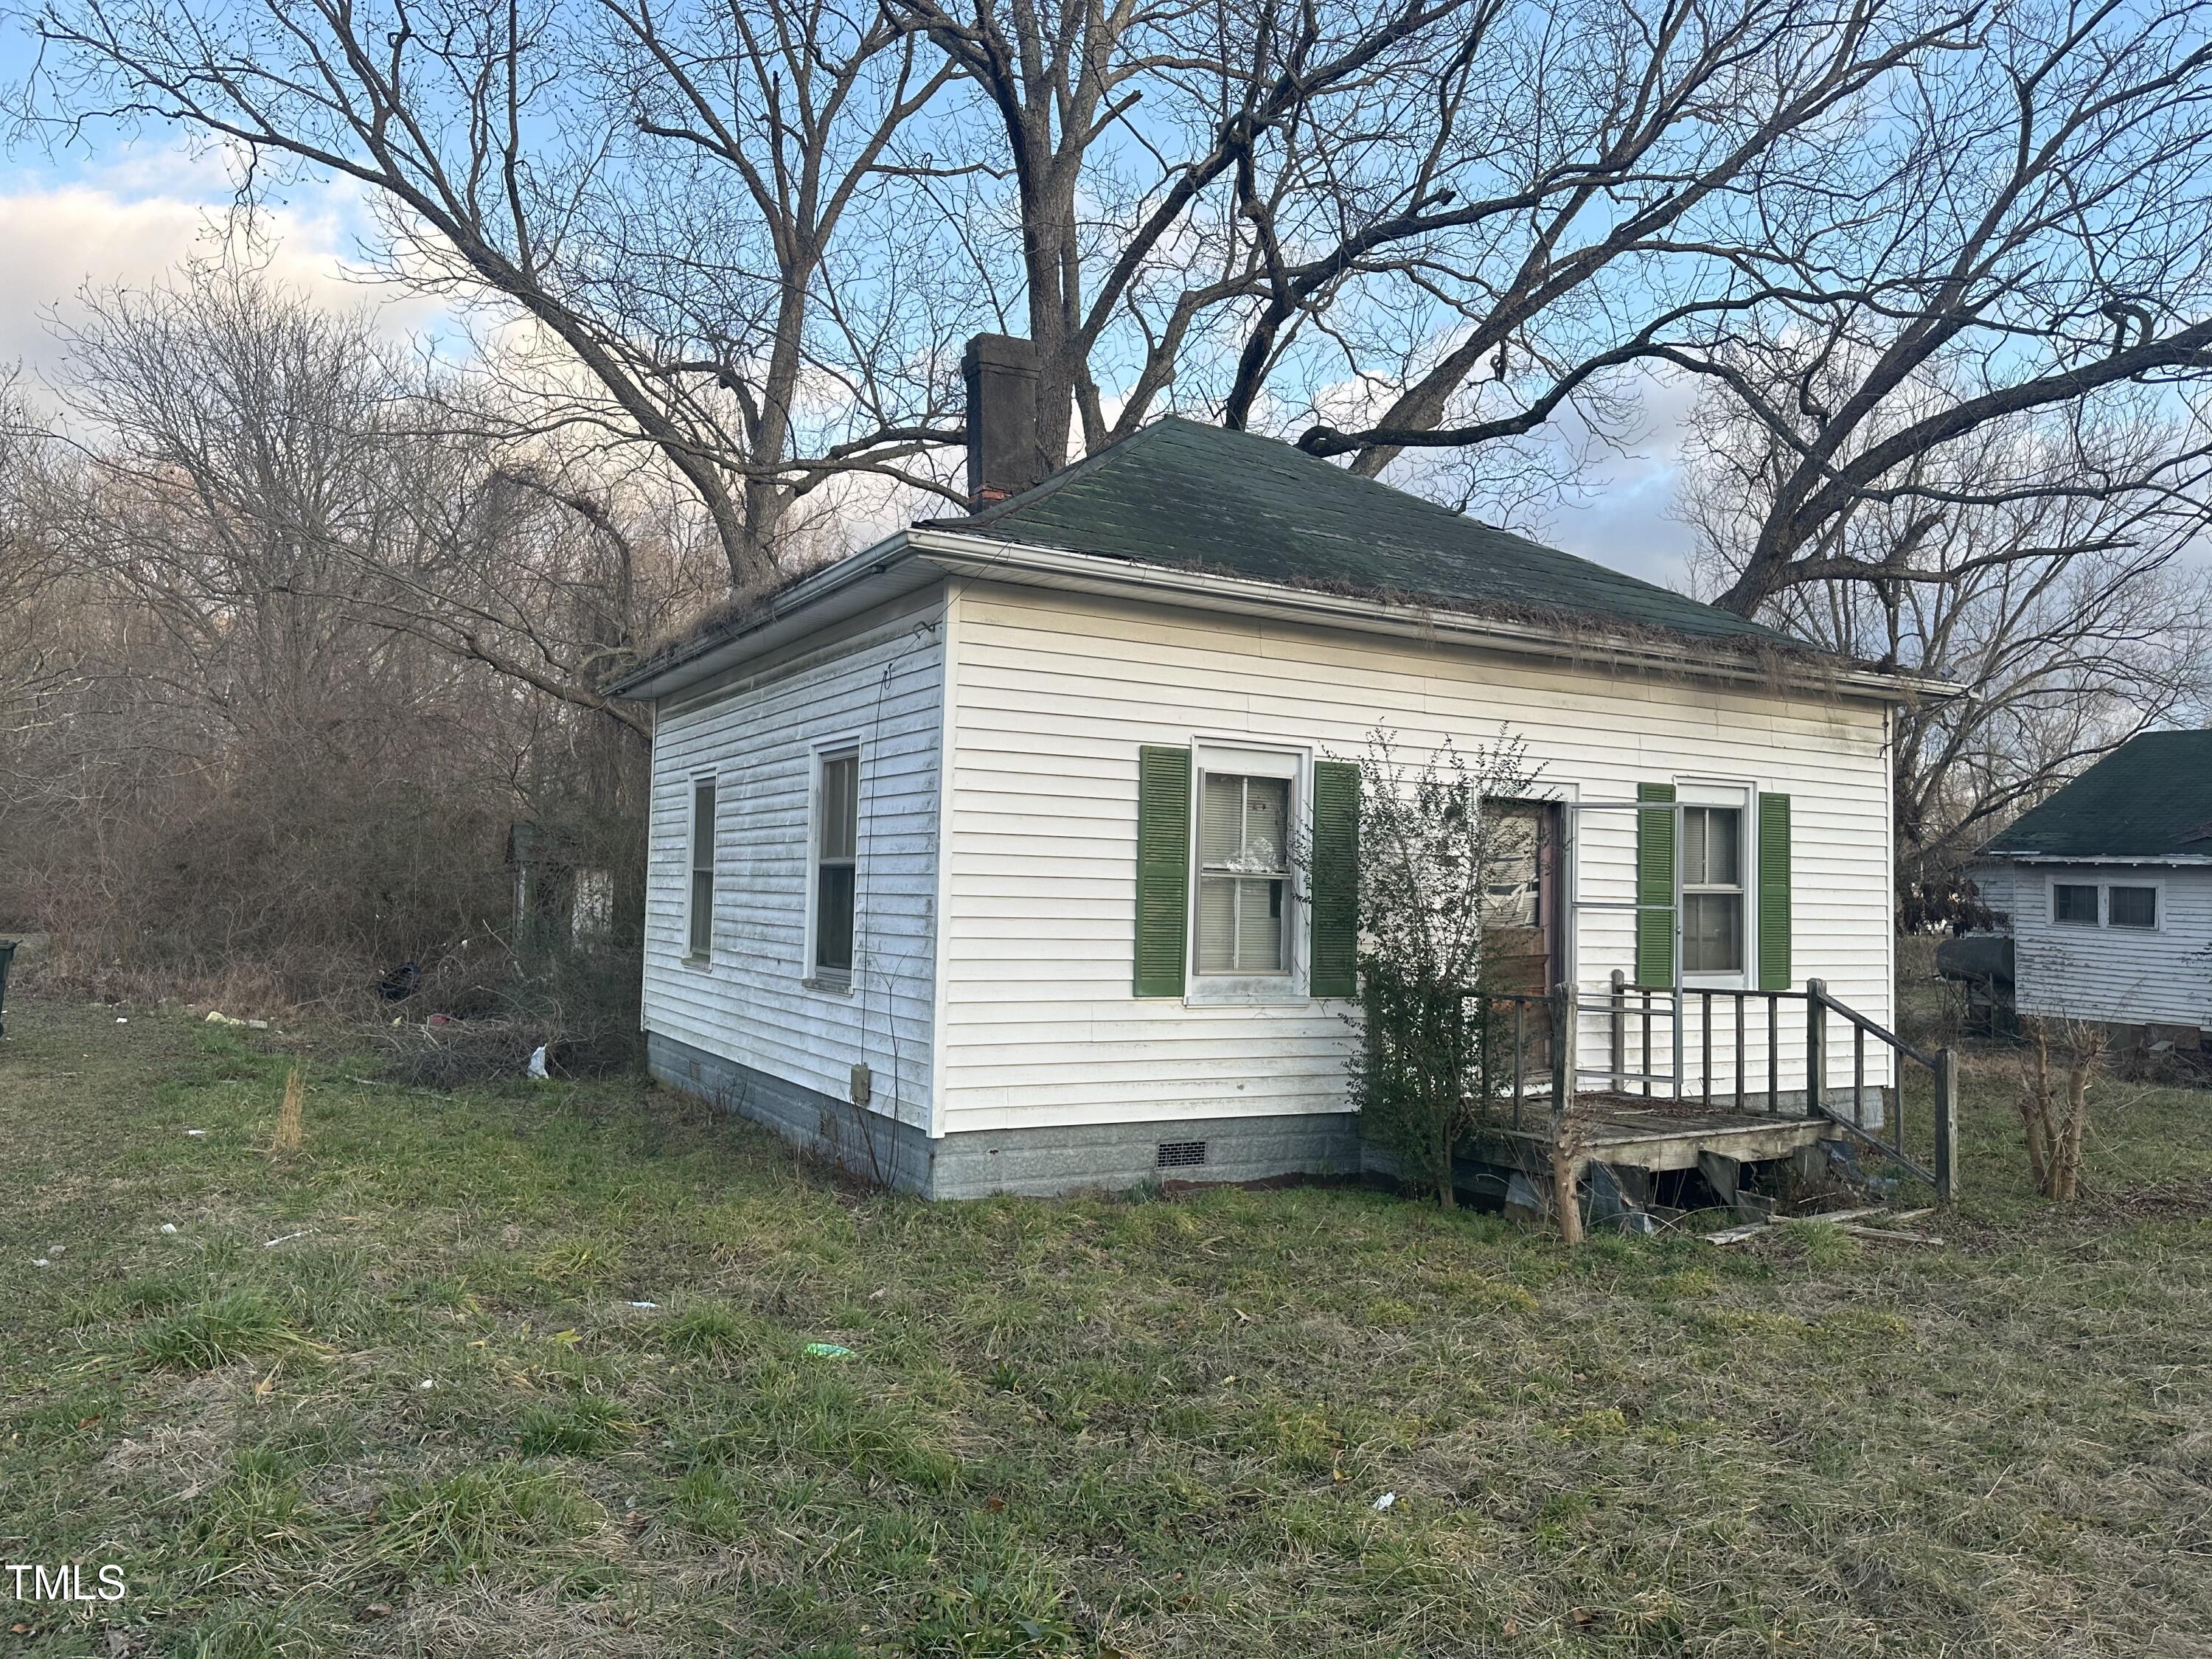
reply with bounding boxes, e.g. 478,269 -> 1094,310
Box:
0,995 -> 2208,1657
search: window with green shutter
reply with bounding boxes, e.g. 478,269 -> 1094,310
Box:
1757,792 -> 1792,990
1310,760 -> 1360,998
1133,745 -> 1192,997
1635,782 -> 1677,988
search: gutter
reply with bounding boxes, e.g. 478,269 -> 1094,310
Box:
1979,851 -> 2212,866
611,524 -> 1966,704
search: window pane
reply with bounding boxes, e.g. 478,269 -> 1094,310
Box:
2108,886 -> 2157,929
815,863 -> 855,973
689,869 -> 713,956
1241,779 -> 1287,870
1199,773 -> 1288,872
1682,807 -> 1706,886
820,754 -> 858,860
692,782 -> 715,874
1199,773 -> 1244,864
1196,874 -> 1237,972
1195,874 -> 1288,973
1483,805 -> 1543,927
2053,883 -> 2098,925
1683,892 -> 1743,973
1237,877 -> 1286,970
1703,807 -> 1740,886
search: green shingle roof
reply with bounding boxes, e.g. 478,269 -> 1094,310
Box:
935,417 -> 1798,649
1981,730 -> 2212,859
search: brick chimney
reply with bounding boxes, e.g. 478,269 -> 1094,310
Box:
963,333 -> 1049,507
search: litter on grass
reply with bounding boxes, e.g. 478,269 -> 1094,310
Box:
627,1301 -> 659,1310
417,1379 -> 436,1391
32,1259 -> 49,1269
804,1342 -> 857,1360
263,1231 -> 309,1249
184,1130 -> 206,1138
159,1223 -> 178,1234
528,1045 -> 551,1081
1372,1492 -> 1397,1512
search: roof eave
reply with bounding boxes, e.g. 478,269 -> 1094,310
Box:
1978,849 -> 2212,866
908,528 -> 1964,700
605,529 -> 922,700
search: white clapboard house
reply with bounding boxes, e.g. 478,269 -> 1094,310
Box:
1969,730 -> 2212,1046
608,335 -> 1939,1197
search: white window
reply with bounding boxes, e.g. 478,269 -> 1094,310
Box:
811,748 -> 859,983
1196,773 -> 1291,974
2107,884 -> 2158,930
686,778 -> 716,959
2051,882 -> 2099,927
1681,804 -> 1745,975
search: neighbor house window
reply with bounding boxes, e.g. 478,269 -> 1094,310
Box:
2052,883 -> 2099,926
1681,804 -> 1744,974
812,748 -> 859,981
687,779 -> 716,959
1195,768 -> 1292,975
2107,885 -> 2158,930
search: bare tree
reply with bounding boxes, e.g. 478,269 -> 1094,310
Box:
18,0 -> 974,585
1285,0 -> 2212,599
1685,380 -> 2212,905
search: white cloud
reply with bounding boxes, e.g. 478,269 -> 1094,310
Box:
0,137 -> 445,377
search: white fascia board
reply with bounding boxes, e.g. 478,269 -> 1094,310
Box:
906,527 -> 1963,703
1985,852 -> 2212,866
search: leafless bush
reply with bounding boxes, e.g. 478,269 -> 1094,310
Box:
2018,1018 -> 2109,1201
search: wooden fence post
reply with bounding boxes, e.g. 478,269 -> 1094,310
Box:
1804,978 -> 1827,1119
1934,1047 -> 1960,1205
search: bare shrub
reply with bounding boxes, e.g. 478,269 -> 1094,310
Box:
2018,1018 -> 2109,1201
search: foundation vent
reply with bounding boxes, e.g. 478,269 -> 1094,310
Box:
1155,1140 -> 1208,1170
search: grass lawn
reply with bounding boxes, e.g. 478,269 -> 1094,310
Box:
1,997 -> 2209,1657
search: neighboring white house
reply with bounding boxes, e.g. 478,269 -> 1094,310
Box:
608,336 -> 1938,1197
1969,731 -> 2212,1040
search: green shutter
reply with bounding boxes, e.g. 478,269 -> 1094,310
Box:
1310,760 -> 1360,998
1134,745 -> 1192,998
1757,791 -> 1792,990
1635,782 -> 1676,988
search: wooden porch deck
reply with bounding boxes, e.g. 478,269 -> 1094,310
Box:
1479,1092 -> 1834,1175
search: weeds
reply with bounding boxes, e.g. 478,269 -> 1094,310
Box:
130,1291 -> 327,1372
3,998 -> 2210,1656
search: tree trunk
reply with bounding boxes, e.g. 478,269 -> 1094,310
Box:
1551,1148 -> 1584,1245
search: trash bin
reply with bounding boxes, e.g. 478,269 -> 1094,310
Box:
0,940 -> 14,1039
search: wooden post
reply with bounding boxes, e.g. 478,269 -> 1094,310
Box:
1805,978 -> 1827,1119
1550,981 -> 1582,1245
1934,1047 -> 1960,1205
1608,969 -> 1625,1091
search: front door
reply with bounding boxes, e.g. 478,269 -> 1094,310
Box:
1482,801 -> 1562,1071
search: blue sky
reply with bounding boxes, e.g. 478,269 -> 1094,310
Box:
0,8 -> 1703,590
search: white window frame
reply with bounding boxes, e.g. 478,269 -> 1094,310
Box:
684,772 -> 718,964
2105,879 -> 2163,932
803,739 -> 862,992
2048,877 -> 2103,929
2048,874 -> 2164,933
1676,779 -> 1755,990
1186,742 -> 1309,1006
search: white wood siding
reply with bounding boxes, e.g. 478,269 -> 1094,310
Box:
2009,862 -> 2212,1029
938,584 -> 1897,1136
1966,860 -> 2025,931
644,588 -> 946,1130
